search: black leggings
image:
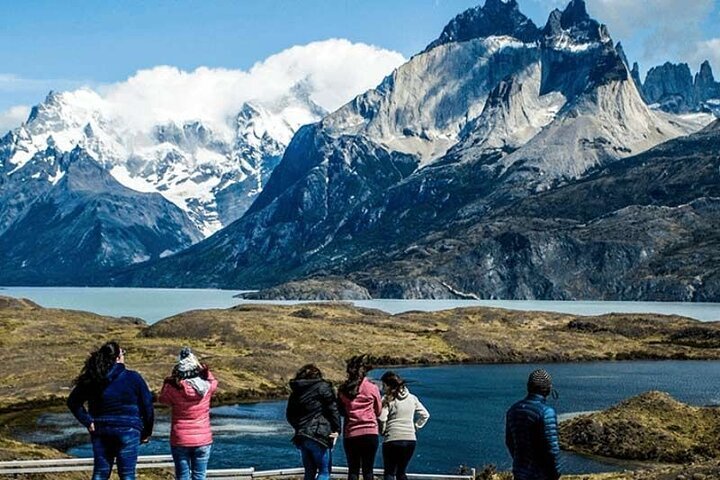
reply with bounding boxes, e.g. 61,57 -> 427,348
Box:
382,440 -> 416,480
344,434 -> 379,480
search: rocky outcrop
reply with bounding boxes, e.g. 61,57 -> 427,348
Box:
641,60 -> 720,113
560,391 -> 720,463
425,0 -> 540,50
239,279 -> 371,300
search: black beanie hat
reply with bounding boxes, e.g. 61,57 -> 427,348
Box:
527,369 -> 553,395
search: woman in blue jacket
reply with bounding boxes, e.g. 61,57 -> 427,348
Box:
67,341 -> 154,480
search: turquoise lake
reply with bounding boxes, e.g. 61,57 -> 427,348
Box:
3,286 -> 720,322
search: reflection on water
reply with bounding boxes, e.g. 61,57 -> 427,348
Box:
20,361 -> 720,475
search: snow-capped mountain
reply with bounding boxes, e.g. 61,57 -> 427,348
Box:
0,86 -> 325,236
114,0 -> 713,292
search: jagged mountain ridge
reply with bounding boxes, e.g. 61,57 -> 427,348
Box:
635,60 -> 720,114
0,86 -> 325,236
111,0 -> 712,292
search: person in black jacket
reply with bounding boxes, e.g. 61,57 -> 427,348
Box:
67,341 -> 154,480
505,369 -> 561,480
286,364 -> 341,480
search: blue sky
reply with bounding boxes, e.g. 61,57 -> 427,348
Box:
1,0 -> 718,119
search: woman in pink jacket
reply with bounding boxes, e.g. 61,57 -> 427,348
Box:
159,347 -> 218,480
338,355 -> 382,480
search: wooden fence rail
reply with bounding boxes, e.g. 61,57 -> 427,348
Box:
0,457 -> 476,479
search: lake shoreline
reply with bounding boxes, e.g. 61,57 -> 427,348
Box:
4,286 -> 720,323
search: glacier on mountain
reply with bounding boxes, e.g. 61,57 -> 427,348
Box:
0,87 -> 325,236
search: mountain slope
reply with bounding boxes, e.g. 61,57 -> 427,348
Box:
0,148 -> 201,285
342,124 -> 720,299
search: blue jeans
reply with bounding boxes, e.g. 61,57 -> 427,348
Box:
171,444 -> 213,480
297,437 -> 332,480
91,428 -> 141,480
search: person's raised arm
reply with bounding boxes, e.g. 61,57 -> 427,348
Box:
158,377 -> 176,405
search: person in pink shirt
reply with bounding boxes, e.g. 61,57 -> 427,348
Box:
159,347 -> 218,480
338,355 -> 382,480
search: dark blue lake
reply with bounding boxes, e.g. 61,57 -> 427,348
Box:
29,361 -> 719,475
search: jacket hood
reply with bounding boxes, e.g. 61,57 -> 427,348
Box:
106,363 -> 126,383
289,378 -> 324,393
178,378 -> 205,400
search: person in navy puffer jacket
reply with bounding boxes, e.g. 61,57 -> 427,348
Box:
505,369 -> 561,480
67,341 -> 154,480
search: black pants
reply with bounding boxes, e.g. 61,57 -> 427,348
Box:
382,440 -> 416,480
344,434 -> 379,480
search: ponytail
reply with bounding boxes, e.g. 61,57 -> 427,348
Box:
380,371 -> 406,401
74,341 -> 121,390
340,354 -> 373,399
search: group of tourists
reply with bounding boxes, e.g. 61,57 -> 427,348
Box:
286,355 -> 429,480
67,341 -> 560,480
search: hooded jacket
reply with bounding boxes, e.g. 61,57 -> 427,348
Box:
378,386 -> 429,442
286,378 -> 341,448
159,370 -> 218,447
505,393 -> 561,480
338,377 -> 382,438
67,363 -> 154,439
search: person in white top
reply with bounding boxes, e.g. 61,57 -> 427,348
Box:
378,372 -> 430,480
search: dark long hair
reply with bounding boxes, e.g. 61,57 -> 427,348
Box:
294,364 -> 323,380
381,371 -> 406,401
340,354 -> 373,399
74,341 -> 121,389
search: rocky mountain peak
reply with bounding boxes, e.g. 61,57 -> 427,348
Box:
642,62 -> 695,113
425,0 -> 540,51
560,0 -> 590,26
543,0 -> 610,47
615,42 -> 629,68
696,60 -> 715,86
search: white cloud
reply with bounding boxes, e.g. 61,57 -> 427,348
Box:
0,105 -> 30,133
97,39 -> 405,134
0,39 -> 405,137
584,0 -> 714,71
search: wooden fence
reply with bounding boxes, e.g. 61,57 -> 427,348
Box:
0,456 -> 477,479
